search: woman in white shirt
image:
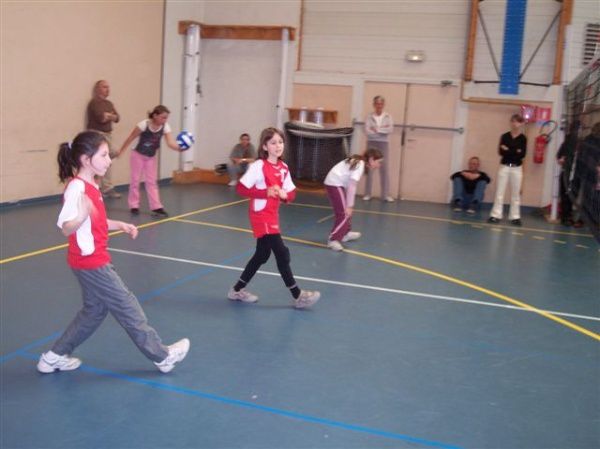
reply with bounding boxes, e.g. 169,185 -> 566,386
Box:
364,96 -> 394,202
324,148 -> 383,251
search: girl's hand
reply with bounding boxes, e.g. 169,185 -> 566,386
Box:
278,188 -> 288,200
345,207 -> 353,217
267,186 -> 279,197
120,222 -> 138,239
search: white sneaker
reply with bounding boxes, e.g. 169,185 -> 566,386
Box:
293,290 -> 321,309
154,338 -> 190,373
37,351 -> 81,373
327,240 -> 344,251
342,231 -> 361,242
228,180 -> 238,187
228,288 -> 259,303
384,196 -> 395,203
362,195 -> 371,201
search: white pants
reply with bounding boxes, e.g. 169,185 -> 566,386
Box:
490,165 -> 522,220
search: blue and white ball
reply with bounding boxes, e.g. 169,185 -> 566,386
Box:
176,131 -> 195,150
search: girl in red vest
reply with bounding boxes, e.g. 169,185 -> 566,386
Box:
37,131 -> 189,374
227,127 -> 321,309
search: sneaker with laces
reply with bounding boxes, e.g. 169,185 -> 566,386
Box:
362,195 -> 371,201
130,208 -> 140,215
487,217 -> 500,224
327,240 -> 344,251
37,351 -> 82,373
342,231 -> 361,242
510,219 -> 522,226
228,180 -> 238,187
154,338 -> 190,373
227,288 -> 259,303
151,208 -> 169,218
384,196 -> 395,203
293,290 -> 321,309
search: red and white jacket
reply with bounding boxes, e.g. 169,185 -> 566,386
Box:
57,177 -> 110,269
237,159 -> 296,238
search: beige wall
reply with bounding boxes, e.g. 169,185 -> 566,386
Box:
291,84 -> 353,127
1,1 -> 164,203
464,102 -> 553,207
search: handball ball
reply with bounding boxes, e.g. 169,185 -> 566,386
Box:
177,131 -> 195,150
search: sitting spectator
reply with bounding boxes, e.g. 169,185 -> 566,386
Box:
450,156 -> 491,214
228,133 -> 256,186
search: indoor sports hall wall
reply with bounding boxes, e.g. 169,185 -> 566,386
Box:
160,0 -> 301,179
0,1 -> 164,204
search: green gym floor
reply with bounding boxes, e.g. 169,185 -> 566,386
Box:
1,183 -> 599,449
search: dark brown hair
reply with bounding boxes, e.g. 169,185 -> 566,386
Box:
257,127 -> 285,160
148,105 -> 170,119
57,131 -> 107,182
346,148 -> 383,173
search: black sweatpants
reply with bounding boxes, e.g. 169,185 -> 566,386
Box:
237,234 -> 299,296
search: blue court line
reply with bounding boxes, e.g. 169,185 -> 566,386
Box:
15,350 -> 462,449
0,332 -> 61,364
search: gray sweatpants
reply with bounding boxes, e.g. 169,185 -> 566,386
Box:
364,140 -> 390,198
52,264 -> 169,363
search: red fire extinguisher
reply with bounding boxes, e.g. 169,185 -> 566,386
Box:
533,120 -> 557,164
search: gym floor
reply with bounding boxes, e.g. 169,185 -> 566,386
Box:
1,183 -> 599,449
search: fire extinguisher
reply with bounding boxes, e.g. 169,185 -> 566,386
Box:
533,120 -> 557,164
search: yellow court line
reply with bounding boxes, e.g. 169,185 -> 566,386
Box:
0,199 -> 248,265
291,202 -> 595,238
175,218 -> 600,342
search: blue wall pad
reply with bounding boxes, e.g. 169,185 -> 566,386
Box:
499,0 -> 528,95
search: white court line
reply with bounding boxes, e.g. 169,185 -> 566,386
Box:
109,247 -> 600,323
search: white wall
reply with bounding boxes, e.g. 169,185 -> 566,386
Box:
161,0 -> 300,176
301,0 -> 470,80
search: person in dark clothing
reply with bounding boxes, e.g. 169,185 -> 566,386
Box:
556,121 -> 580,226
450,156 -> 491,214
488,114 -> 527,226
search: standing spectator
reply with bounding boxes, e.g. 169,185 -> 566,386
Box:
227,133 -> 256,186
488,114 -> 527,226
86,80 -> 121,198
363,95 -> 394,202
450,156 -> 491,214
556,121 -> 579,226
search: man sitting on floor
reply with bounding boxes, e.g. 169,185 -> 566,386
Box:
450,156 -> 491,214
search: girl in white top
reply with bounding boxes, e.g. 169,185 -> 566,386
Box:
324,148 -> 383,251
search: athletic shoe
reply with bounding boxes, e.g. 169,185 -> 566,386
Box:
342,231 -> 361,242
384,196 -> 395,203
510,219 -> 522,226
452,199 -> 462,212
362,195 -> 371,201
130,208 -> 140,215
228,180 -> 238,187
151,208 -> 169,218
293,290 -> 321,309
227,288 -> 259,303
37,351 -> 81,374
327,240 -> 344,251
487,217 -> 500,224
103,189 -> 121,199
466,208 -> 476,215
154,338 -> 190,373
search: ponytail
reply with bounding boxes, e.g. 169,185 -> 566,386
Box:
345,148 -> 383,174
57,131 -> 107,183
